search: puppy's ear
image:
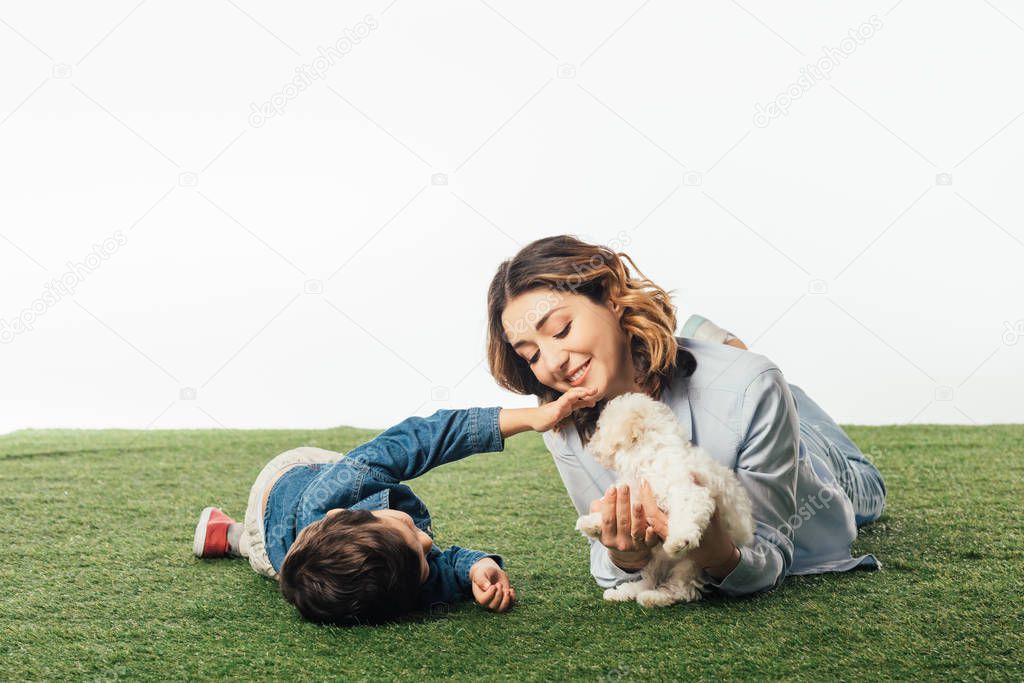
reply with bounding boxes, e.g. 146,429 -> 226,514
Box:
625,408 -> 645,447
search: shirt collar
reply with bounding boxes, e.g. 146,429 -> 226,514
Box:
660,375 -> 694,443
348,488 -> 390,512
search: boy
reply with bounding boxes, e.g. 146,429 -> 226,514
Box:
193,389 -> 597,626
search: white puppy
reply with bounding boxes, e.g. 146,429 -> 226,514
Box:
576,392 -> 755,607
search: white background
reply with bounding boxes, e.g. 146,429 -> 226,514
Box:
1,1 -> 1021,435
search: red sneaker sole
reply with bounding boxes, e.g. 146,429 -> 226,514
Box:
193,506 -> 216,557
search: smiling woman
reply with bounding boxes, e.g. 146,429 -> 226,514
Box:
485,235 -> 888,598
486,235 -> 695,446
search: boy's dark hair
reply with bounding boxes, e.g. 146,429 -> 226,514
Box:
279,509 -> 422,626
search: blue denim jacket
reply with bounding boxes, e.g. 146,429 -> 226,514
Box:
264,407 -> 506,609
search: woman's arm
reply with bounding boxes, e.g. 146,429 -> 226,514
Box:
705,367 -> 799,595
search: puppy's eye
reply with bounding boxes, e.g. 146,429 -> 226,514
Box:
554,322 -> 572,339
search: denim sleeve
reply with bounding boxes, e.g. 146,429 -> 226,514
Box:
419,546 -> 505,609
438,545 -> 505,597
704,368 -> 798,597
346,407 -> 504,483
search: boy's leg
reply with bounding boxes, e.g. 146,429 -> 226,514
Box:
242,446 -> 346,579
789,383 -> 887,527
230,523 -> 247,557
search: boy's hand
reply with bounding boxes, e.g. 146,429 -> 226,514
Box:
531,387 -> 599,432
469,558 -> 515,613
498,389 -> 599,438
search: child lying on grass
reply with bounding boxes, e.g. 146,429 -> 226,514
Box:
193,392 -> 597,626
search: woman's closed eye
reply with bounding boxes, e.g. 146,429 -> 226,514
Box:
527,322 -> 572,365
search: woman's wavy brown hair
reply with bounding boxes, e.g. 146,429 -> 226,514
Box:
486,235 -> 696,445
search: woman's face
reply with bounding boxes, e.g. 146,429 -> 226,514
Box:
501,288 -> 640,401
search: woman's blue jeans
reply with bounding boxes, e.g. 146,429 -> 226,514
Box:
790,383 -> 887,528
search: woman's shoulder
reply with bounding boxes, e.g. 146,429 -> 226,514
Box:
676,336 -> 782,394
671,337 -> 791,449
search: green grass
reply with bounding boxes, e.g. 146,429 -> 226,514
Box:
1,424 -> 1021,681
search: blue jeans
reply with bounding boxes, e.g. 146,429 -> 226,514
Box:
790,383 -> 887,527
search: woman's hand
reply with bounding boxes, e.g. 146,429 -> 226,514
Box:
530,387 -> 598,432
636,478 -> 741,579
590,484 -> 659,571
469,558 -> 516,612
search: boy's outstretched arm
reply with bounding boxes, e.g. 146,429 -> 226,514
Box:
344,408 -> 501,483
297,391 -> 598,522
345,387 -> 600,483
498,387 -> 598,437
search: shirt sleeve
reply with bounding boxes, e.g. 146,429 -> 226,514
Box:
419,546 -> 505,608
544,430 -> 605,517
346,407 -> 504,483
703,368 -> 798,597
589,538 -> 643,589
543,431 -> 640,589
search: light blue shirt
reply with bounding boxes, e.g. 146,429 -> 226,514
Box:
543,336 -> 879,597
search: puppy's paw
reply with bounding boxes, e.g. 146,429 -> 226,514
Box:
603,586 -> 636,602
662,537 -> 692,558
677,583 -> 704,603
636,589 -> 677,608
575,512 -> 602,539
663,525 -> 703,558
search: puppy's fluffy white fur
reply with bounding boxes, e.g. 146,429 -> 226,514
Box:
576,392 -> 755,607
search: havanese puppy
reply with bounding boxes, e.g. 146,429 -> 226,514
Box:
576,393 -> 754,607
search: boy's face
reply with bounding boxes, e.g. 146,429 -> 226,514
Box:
325,508 -> 433,583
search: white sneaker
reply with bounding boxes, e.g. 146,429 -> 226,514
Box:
681,314 -> 737,344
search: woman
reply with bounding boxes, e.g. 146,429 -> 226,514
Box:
486,235 -> 887,596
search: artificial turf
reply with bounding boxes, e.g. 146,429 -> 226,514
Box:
1,423 -> 1021,681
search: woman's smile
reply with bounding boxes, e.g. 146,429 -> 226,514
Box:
498,287 -> 646,402
567,358 -> 591,386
